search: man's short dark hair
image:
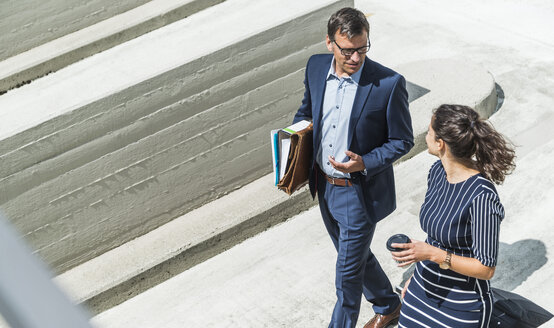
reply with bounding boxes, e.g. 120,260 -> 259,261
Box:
327,7 -> 369,40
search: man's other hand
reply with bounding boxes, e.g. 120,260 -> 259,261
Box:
329,150 -> 365,173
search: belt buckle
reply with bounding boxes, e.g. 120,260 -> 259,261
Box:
331,177 -> 336,185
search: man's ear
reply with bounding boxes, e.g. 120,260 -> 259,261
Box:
326,35 -> 333,52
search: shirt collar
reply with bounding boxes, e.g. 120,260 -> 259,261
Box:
326,57 -> 365,85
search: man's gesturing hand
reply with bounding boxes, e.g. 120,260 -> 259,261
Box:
329,150 -> 365,173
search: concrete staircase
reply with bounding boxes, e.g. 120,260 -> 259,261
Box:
0,0 -> 352,314
0,0 -> 500,318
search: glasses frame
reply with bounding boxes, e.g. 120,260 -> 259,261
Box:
332,39 -> 371,56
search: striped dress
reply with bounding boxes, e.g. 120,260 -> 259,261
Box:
398,160 -> 504,328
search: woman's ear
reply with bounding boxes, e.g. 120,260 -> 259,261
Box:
436,138 -> 447,156
437,138 -> 445,150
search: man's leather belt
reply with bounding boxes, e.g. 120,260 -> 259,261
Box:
322,172 -> 353,187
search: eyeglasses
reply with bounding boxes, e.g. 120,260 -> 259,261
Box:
332,39 -> 371,56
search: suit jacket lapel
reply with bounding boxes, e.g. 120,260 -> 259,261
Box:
348,59 -> 376,148
312,56 -> 332,157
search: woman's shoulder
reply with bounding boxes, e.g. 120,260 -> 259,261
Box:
428,160 -> 444,176
470,176 -> 504,220
468,176 -> 504,214
472,175 -> 499,196
425,160 -> 445,187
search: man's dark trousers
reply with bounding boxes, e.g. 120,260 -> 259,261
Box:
317,169 -> 400,328
293,54 -> 413,327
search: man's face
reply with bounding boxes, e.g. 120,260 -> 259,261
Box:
326,30 -> 368,77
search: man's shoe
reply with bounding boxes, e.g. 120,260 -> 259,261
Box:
363,303 -> 402,328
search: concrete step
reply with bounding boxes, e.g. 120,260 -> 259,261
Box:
55,174 -> 313,314
0,0 -> 352,274
0,0 -> 150,61
54,57 -> 498,314
0,0 -> 225,93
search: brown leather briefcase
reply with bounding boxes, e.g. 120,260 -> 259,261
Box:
277,123 -> 313,195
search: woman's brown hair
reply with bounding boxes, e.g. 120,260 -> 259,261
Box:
432,104 -> 516,184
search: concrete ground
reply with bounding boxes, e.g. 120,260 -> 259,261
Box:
91,0 -> 554,327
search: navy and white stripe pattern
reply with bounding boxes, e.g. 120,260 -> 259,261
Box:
399,161 -> 503,328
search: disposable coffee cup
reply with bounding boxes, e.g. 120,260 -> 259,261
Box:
386,234 -> 411,265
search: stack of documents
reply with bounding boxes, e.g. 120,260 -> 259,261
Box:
270,120 -> 311,186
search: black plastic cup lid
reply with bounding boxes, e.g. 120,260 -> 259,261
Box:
386,234 -> 410,252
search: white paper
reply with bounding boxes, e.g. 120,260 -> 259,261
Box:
279,138 -> 291,179
282,120 -> 310,135
270,129 -> 280,185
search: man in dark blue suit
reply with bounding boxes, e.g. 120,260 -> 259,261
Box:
293,7 -> 414,328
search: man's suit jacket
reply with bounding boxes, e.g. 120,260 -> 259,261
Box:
293,54 -> 414,224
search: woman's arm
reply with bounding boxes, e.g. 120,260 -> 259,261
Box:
391,239 -> 495,280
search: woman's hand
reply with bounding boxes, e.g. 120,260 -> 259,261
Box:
390,239 -> 438,267
392,239 -> 497,280
401,276 -> 411,299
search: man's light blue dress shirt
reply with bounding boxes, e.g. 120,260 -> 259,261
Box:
317,58 -> 365,179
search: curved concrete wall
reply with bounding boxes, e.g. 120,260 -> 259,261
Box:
0,0 -> 351,273
397,59 -> 498,159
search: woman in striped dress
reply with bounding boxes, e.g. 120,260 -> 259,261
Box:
391,104 -> 516,327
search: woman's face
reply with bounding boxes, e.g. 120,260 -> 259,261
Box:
426,123 -> 440,156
